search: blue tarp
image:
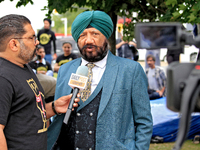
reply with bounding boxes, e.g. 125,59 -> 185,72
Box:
151,97 -> 200,142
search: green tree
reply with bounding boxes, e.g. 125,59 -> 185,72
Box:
161,0 -> 200,24
161,0 -> 200,35
2,0 -> 200,54
45,0 -> 169,54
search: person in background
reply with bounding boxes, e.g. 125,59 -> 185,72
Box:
36,73 -> 57,103
0,14 -> 80,150
54,42 -> 78,72
29,45 -> 53,76
29,45 -> 56,102
146,54 -> 167,100
116,34 -> 137,60
145,49 -> 161,69
48,10 -> 152,150
37,18 -> 57,64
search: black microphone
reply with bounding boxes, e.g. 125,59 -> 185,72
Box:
63,66 -> 88,124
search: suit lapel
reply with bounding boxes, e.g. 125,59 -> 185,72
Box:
76,52 -> 119,117
97,51 -> 118,119
77,79 -> 103,111
66,59 -> 82,94
70,58 -> 82,73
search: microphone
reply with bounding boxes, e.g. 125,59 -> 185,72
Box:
63,65 -> 88,124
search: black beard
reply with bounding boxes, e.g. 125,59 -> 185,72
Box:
78,42 -> 108,62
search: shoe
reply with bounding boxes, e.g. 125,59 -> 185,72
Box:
151,136 -> 164,143
193,135 -> 200,144
155,136 -> 164,143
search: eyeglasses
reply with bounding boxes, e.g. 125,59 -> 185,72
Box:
14,35 -> 37,44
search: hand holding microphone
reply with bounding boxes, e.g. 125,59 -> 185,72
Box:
63,65 -> 88,124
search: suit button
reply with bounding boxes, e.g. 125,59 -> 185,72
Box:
89,148 -> 92,150
76,130 -> 79,134
76,148 -> 79,150
89,131 -> 92,134
77,113 -> 81,116
89,113 -> 93,116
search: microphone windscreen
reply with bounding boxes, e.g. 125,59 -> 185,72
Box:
76,65 -> 88,76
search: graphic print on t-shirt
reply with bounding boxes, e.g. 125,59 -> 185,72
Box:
39,33 -> 51,45
27,78 -> 47,133
58,58 -> 73,66
37,66 -> 48,72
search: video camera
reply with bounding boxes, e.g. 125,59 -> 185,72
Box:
135,22 -> 200,150
135,22 -> 200,50
135,22 -> 200,112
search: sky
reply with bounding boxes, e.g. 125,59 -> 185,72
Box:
0,0 -> 49,34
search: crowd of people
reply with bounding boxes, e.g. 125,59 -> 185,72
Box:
0,10 -> 154,150
4,8 -> 199,150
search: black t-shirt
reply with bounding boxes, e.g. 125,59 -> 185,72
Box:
37,29 -> 56,54
28,60 -> 52,72
56,53 -> 78,66
0,57 -> 47,150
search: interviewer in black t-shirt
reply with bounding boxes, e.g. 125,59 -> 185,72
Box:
0,14 -> 80,150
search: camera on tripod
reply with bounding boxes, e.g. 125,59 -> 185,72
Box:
135,22 -> 200,112
135,22 -> 200,150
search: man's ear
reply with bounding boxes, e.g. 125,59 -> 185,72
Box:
8,39 -> 20,52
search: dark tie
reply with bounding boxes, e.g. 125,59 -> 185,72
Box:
81,63 -> 95,102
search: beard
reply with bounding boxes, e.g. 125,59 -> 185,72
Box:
18,40 -> 36,63
78,40 -> 108,62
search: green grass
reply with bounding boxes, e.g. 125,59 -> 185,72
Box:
149,140 -> 200,150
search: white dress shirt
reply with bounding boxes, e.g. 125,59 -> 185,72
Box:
81,52 -> 108,94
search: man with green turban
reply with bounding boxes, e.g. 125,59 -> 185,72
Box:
71,10 -> 113,42
48,10 -> 153,150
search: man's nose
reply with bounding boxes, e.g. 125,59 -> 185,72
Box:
85,34 -> 94,44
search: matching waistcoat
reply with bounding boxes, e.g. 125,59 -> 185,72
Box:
55,89 -> 102,150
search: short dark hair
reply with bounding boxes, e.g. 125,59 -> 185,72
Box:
62,42 -> 72,47
146,54 -> 156,61
0,14 -> 31,51
43,18 -> 52,25
37,45 -> 45,51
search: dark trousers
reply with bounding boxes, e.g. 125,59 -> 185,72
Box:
148,89 -> 162,100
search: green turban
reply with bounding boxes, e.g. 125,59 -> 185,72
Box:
71,10 -> 114,42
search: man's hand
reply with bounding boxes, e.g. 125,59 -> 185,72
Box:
0,124 -> 7,150
54,93 -> 80,113
45,93 -> 80,119
53,53 -> 57,60
116,40 -> 128,49
128,41 -> 137,47
156,90 -> 163,97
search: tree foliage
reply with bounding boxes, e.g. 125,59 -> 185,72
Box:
44,0 -> 169,54
3,0 -> 200,54
161,0 -> 200,24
